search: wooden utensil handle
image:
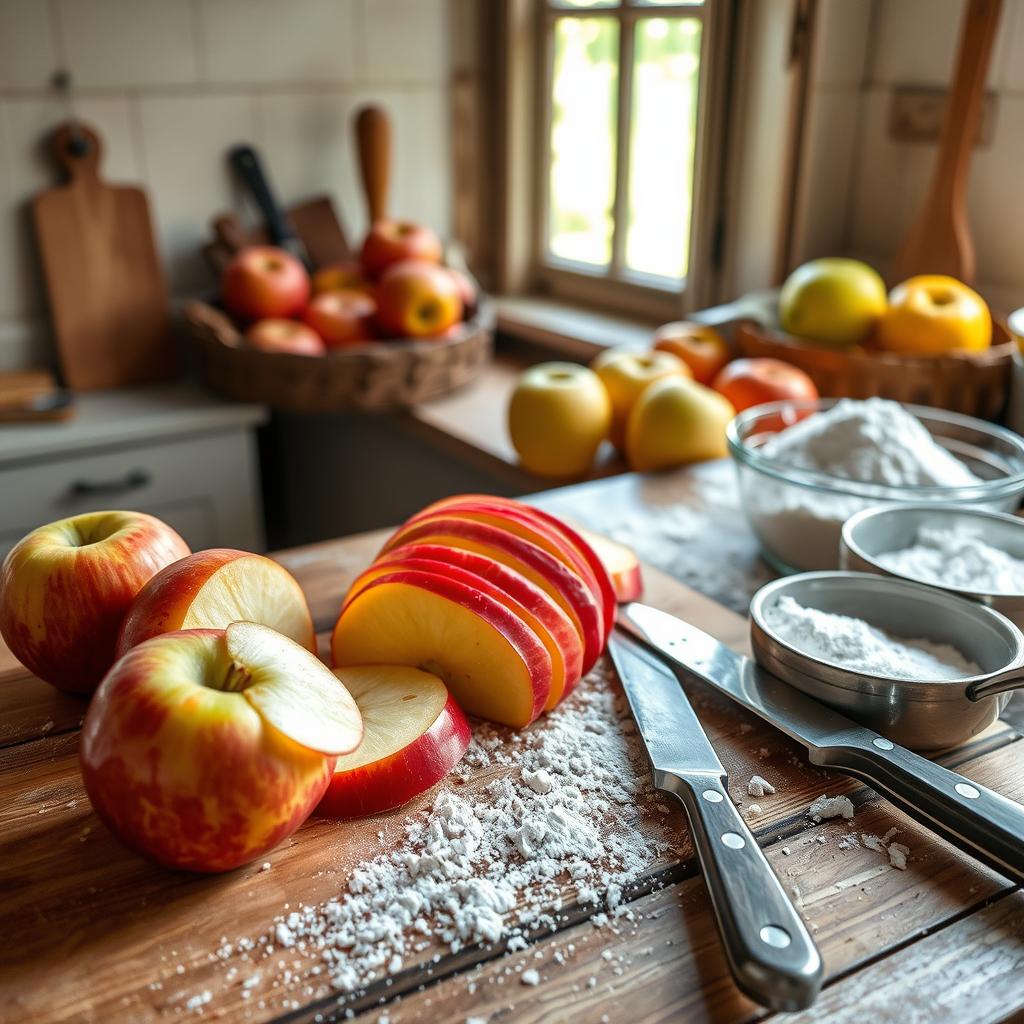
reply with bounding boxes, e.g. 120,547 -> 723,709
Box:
355,105 -> 391,224
50,122 -> 102,181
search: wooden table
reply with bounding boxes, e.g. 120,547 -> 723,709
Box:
2,464 -> 1023,1024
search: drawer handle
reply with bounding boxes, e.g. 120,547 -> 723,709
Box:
69,469 -> 151,498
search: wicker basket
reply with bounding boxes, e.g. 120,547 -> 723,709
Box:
735,320 -> 1016,421
184,300 -> 494,413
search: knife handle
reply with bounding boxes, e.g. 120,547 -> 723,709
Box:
660,770 -> 823,1012
814,737 -> 1024,883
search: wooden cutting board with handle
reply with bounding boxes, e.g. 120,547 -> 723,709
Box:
32,122 -> 174,390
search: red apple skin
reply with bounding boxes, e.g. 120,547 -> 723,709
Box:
81,628 -> 336,872
245,318 -> 325,356
317,689 -> 470,819
222,246 -> 310,322
448,268 -> 478,316
0,511 -> 191,695
375,260 -> 463,339
361,219 -> 443,280
302,289 -> 377,348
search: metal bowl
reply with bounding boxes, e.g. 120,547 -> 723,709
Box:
841,504 -> 1024,630
749,571 -> 1024,750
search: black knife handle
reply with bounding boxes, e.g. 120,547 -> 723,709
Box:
227,144 -> 295,250
662,770 -> 823,1012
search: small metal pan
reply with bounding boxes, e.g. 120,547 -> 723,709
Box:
749,571 -> 1024,751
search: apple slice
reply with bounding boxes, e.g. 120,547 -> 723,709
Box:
317,665 -> 471,819
118,549 -> 315,655
331,569 -> 551,728
577,528 -> 644,603
377,517 -> 603,675
345,545 -> 583,707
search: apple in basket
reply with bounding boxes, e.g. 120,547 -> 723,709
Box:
222,245 -> 310,321
303,290 -> 377,348
361,219 -> 443,279
375,261 -> 463,339
246,319 -> 325,356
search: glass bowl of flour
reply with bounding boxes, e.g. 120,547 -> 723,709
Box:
727,397 -> 1024,574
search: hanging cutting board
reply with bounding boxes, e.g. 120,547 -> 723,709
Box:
32,122 -> 174,390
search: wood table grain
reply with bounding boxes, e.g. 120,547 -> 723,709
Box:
1,463 -> 1022,1024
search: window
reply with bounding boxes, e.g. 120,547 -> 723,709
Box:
536,0 -> 723,319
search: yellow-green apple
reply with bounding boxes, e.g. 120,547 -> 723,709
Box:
577,528 -> 643,603
346,545 -> 583,707
779,257 -> 886,348
332,569 -> 551,728
318,665 -> 470,819
245,318 -> 325,356
221,245 -> 310,322
312,260 -> 372,297
375,260 -> 462,338
118,549 -> 315,655
302,289 -> 377,348
712,357 -> 818,413
508,363 -> 611,478
361,219 -> 443,280
653,322 -> 731,385
81,622 -> 362,872
377,516 -> 604,675
877,275 -> 991,354
0,511 -> 190,695
625,376 -> 735,472
592,347 -> 690,449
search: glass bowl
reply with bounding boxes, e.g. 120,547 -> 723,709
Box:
726,398 -> 1024,575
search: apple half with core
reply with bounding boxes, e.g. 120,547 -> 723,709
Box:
118,549 -> 315,655
81,622 -> 363,872
318,665 -> 470,819
0,511 -> 191,694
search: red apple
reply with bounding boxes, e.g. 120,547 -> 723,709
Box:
332,569 -> 551,728
361,219 -> 443,280
653,322 -> 731,385
302,289 -> 377,348
318,665 -> 470,819
221,245 -> 310,322
712,357 -> 819,413
577,528 -> 643,603
118,548 -> 315,655
312,261 -> 371,296
448,268 -> 477,315
245,318 -> 325,356
0,511 -> 190,695
81,622 -> 362,872
375,260 -> 462,339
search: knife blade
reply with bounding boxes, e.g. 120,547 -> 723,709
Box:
618,602 -> 1024,883
608,635 -> 822,1012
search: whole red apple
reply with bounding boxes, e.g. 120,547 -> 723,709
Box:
361,219 -> 443,280
222,245 -> 310,321
0,511 -> 190,694
81,622 -> 363,872
245,318 -> 325,356
712,357 -> 818,413
312,261 -> 372,296
375,260 -> 463,339
302,290 -> 377,348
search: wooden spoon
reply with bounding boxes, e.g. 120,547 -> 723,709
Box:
355,105 -> 391,226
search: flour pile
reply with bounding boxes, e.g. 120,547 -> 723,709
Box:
765,595 -> 981,680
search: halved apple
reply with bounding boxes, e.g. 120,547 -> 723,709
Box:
117,549 -> 315,655
317,665 -> 471,819
577,528 -> 643,603
331,569 -> 551,728
345,545 -> 583,707
377,517 -> 604,675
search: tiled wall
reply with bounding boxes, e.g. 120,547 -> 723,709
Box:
793,0 -> 1024,313
0,0 -> 453,370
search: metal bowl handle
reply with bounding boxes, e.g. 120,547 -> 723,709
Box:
966,667 -> 1024,701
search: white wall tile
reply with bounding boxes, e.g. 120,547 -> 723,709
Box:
197,0 -> 353,85
55,0 -> 199,88
0,0 -> 58,90
811,0 -> 871,89
359,0 -> 450,85
1000,0 -> 1024,93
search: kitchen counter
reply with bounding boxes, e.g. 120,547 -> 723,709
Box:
1,463 -> 1022,1023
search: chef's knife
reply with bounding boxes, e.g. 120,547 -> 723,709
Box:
618,603 -> 1024,883
608,635 -> 823,1012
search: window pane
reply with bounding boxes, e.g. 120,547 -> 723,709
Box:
629,1 -> 703,7
549,0 -> 617,7
548,16 -> 619,267
625,16 -> 702,280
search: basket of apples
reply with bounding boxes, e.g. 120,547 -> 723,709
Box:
184,218 -> 493,413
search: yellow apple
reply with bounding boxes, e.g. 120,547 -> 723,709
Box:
592,347 -> 690,449
625,376 -> 735,472
508,362 -> 611,478
877,275 -> 991,355
779,258 -> 887,348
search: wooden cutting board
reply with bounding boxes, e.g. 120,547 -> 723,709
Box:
32,122 -> 174,391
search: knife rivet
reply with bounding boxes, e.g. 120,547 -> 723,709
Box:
759,925 -> 791,949
701,790 -> 724,803
955,783 -> 980,799
721,832 -> 745,850
872,737 -> 894,750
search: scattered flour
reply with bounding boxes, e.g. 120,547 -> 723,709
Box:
808,794 -> 855,823
861,829 -> 910,870
747,775 -> 775,798
765,595 -> 981,681
520,968 -> 541,986
878,523 -> 1024,595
